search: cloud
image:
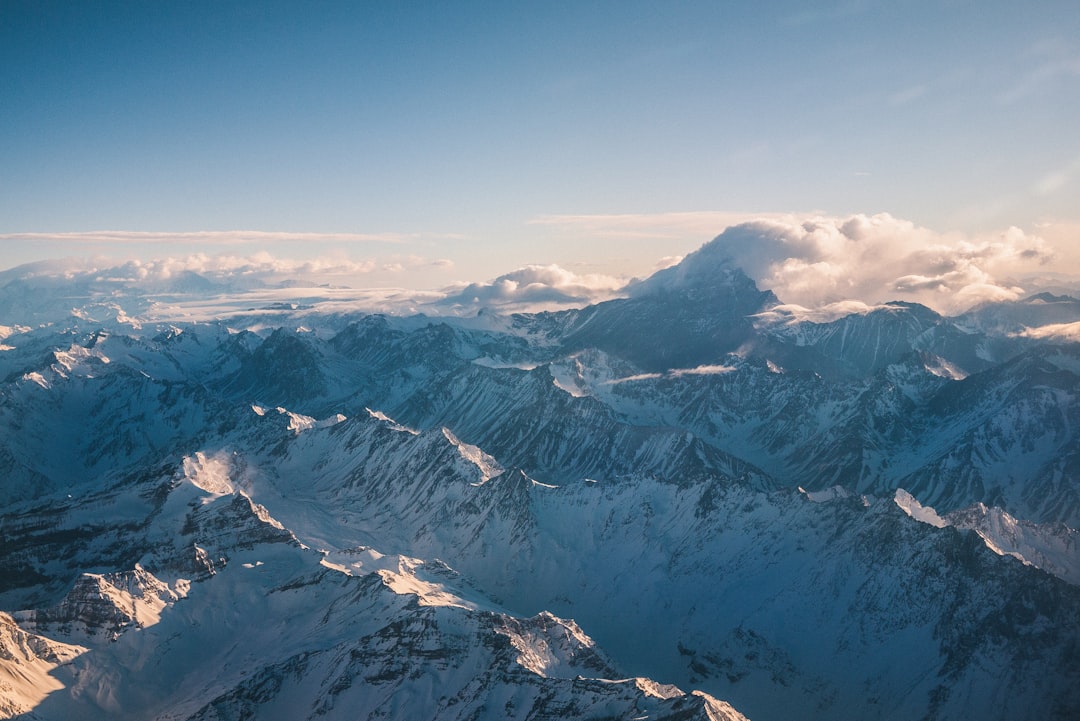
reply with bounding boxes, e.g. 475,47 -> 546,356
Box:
1,249 -> 466,290
682,214 -> 1052,314
380,255 -> 456,273
888,84 -> 927,106
654,255 -> 684,270
1033,153 -> 1080,197
99,253 -> 380,283
527,211 -> 793,240
753,300 -> 897,325
0,230 -> 413,245
439,264 -> 624,310
998,38 -> 1080,105
1018,321 -> 1080,343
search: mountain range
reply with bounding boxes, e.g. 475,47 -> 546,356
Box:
2,235 -> 1079,720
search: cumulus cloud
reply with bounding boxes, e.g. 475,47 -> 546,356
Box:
695,214 -> 1052,314
439,264 -> 625,310
94,253 -> 379,284
0,253 -> 408,294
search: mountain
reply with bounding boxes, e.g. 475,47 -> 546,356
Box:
559,254 -> 779,372
2,236 -> 1080,720
959,292 -> 1080,334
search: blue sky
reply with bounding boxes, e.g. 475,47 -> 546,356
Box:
2,1 -> 1078,298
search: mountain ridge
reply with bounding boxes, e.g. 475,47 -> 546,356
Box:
3,238 -> 1080,719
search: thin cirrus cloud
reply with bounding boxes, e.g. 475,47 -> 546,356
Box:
997,38 -> 1080,105
528,211 -> 792,240
0,230 -> 419,245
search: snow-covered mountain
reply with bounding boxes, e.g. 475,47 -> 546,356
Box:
2,236 -> 1080,720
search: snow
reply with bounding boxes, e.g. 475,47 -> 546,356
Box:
22,371 -> 50,388
3,259 -> 1080,721
923,354 -> 968,380
549,360 -> 590,397
604,364 -> 736,385
944,503 -> 1080,585
799,485 -> 852,503
894,489 -> 948,528
366,407 -> 419,434
606,372 -> 664,384
377,566 -> 479,610
0,613 -> 87,717
670,364 -> 737,377
472,357 -> 539,371
182,452 -> 235,496
443,427 -> 505,484
895,491 -> 1080,584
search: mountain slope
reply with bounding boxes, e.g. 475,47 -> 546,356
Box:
3,241 -> 1080,721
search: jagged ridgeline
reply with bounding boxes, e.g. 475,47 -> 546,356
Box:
1,237 -> 1079,721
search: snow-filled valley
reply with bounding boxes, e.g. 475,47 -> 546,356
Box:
2,239 -> 1080,720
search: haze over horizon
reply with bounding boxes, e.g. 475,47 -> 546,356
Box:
2,1 -> 1078,311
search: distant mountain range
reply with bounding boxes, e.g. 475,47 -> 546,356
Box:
2,236 -> 1079,720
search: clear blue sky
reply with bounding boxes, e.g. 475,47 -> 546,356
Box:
2,0 -> 1078,288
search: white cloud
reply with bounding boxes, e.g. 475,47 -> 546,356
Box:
379,255 -> 456,274
439,264 -> 625,310
1018,321 -> 1080,343
100,253 -> 380,283
696,214 -> 1052,314
753,300 -> 897,325
1,250 -> 469,289
4,215 -> 1075,321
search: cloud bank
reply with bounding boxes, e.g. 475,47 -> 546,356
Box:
2,213 -> 1072,320
698,214 -> 1052,314
439,264 -> 624,310
0,252 -> 459,292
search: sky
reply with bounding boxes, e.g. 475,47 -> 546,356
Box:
2,1 -> 1079,311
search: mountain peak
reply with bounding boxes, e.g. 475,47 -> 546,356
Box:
627,236 -> 777,305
